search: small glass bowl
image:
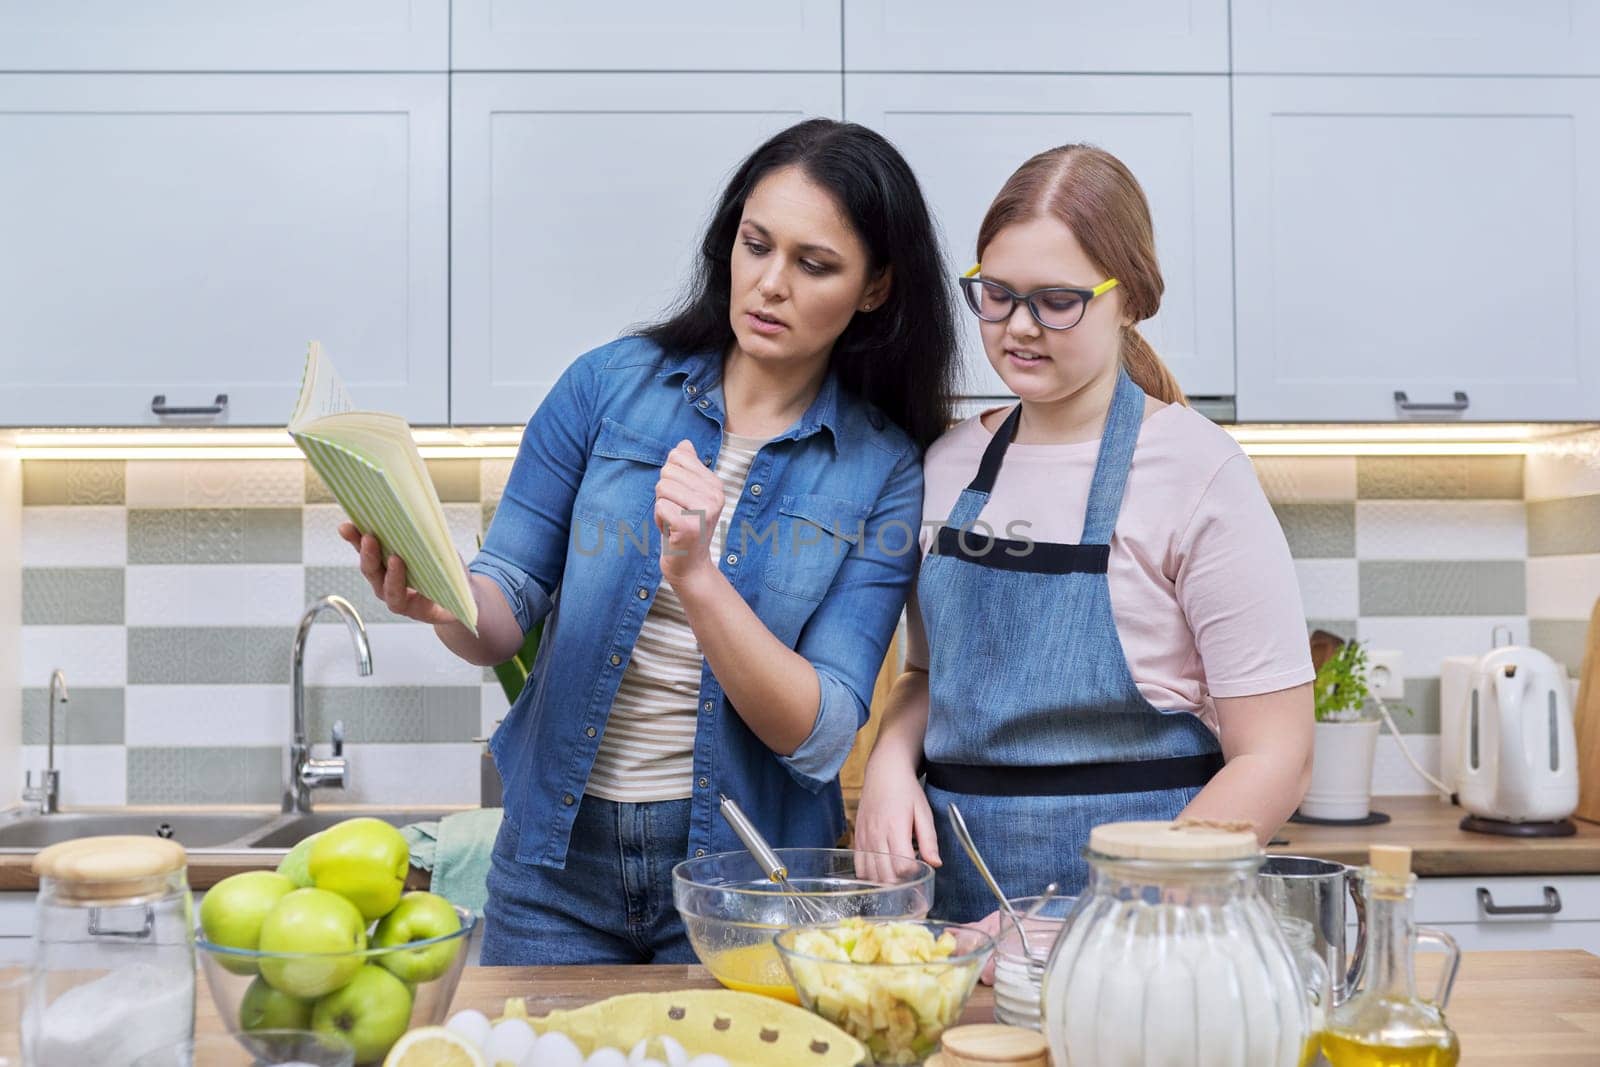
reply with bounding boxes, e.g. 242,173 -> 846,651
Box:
992,894 -> 1077,1030
775,919 -> 993,1065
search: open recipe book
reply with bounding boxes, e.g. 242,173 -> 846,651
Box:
288,343 -> 478,634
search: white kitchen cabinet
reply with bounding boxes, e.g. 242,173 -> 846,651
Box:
1233,77 -> 1600,422
0,892 -> 30,965
0,1 -> 448,72
1410,875 -> 1600,954
0,74 -> 450,427
451,0 -> 841,72
1232,0 -> 1600,76
844,1 -> 1228,74
449,73 -> 842,425
846,74 -> 1235,399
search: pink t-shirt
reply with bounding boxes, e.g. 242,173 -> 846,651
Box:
906,402 -> 1314,735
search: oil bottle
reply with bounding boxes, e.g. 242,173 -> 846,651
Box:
1321,845 -> 1462,1067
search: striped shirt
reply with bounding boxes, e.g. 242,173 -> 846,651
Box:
585,431 -> 768,802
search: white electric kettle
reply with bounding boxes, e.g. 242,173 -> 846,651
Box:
1457,645 -> 1578,833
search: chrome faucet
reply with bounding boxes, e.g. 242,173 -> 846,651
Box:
23,670 -> 69,814
285,595 -> 372,814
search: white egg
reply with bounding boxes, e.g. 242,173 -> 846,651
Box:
485,1018 -> 538,1066
687,1056 -> 731,1067
629,1038 -> 649,1067
584,1048 -> 629,1067
526,1031 -> 584,1067
445,1008 -> 492,1050
659,1036 -> 688,1067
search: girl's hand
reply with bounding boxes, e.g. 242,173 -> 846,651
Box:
853,760 -> 942,886
654,441 -> 724,589
339,522 -> 458,626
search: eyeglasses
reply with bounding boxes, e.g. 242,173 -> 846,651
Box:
958,264 -> 1118,331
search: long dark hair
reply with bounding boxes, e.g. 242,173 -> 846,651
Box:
641,119 -> 958,450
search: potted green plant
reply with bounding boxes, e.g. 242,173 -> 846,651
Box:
1301,637 -> 1384,820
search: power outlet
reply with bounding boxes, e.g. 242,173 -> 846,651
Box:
1367,648 -> 1405,701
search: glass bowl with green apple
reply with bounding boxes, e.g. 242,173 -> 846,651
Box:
195,818 -> 476,1066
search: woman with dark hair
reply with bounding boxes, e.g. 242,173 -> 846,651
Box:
340,118 -> 960,963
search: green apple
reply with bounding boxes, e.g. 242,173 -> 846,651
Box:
200,871 -> 297,975
276,832 -> 320,888
370,891 -> 462,983
311,963 -> 413,1065
309,817 -> 410,922
257,887 -> 367,998
239,975 -> 312,1032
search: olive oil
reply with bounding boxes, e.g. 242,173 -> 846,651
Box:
1321,847 -> 1461,1067
1321,1027 -> 1459,1066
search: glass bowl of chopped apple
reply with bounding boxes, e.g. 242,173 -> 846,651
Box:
774,918 -> 994,1065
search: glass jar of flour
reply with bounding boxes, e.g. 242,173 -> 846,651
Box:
27,836 -> 196,1067
1041,820 -> 1312,1067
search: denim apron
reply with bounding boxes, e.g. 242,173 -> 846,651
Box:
919,370 -> 1224,920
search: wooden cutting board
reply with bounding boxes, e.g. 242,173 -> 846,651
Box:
1574,594 -> 1600,824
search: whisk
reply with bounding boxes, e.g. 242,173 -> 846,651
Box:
718,794 -> 834,925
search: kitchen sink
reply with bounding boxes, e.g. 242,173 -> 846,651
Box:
0,807 -> 467,853
0,811 -> 278,849
246,810 -> 448,849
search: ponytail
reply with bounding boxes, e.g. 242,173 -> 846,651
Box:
1120,325 -> 1186,406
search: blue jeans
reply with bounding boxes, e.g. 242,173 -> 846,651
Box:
480,796 -> 698,965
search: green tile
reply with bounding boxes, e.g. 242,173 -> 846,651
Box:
21,687 -> 124,745
1530,619 -> 1591,677
305,462 -> 336,504
126,746 -> 281,804
21,461 -> 125,505
304,567 -> 394,626
1392,677 -> 1440,735
1356,457 -> 1523,499
127,508 -> 301,564
22,567 -> 124,624
425,459 -> 482,503
1273,502 -> 1356,559
128,627 -> 295,684
305,686 -> 481,743
1527,495 -> 1600,556
1358,560 -> 1525,616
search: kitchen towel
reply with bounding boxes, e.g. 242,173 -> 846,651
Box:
401,806 -> 503,915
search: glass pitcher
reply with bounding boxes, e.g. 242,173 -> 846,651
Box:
26,836 -> 196,1067
1041,820 -> 1311,1067
1321,846 -> 1460,1067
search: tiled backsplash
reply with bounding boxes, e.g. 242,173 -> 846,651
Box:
15,458 -> 514,807
11,443 -> 1600,807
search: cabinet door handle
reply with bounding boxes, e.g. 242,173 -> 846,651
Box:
151,393 -> 228,416
1477,885 -> 1561,916
1393,390 -> 1469,413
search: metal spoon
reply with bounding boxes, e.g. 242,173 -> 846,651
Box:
948,801 -> 1046,958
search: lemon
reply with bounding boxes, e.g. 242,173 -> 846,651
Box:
382,1025 -> 486,1067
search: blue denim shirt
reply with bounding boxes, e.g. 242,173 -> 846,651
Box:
470,336 -> 923,868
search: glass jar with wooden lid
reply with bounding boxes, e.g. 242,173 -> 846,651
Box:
26,836 -> 195,1067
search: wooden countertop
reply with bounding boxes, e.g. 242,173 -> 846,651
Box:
1268,795 -> 1600,876
195,950 -> 1600,1066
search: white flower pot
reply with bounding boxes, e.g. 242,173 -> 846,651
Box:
1301,718 -> 1382,820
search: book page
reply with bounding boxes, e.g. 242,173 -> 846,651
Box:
291,341 -> 356,427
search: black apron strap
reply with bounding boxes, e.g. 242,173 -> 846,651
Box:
924,753 -> 1224,797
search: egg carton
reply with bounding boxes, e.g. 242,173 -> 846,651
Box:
498,989 -> 867,1067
